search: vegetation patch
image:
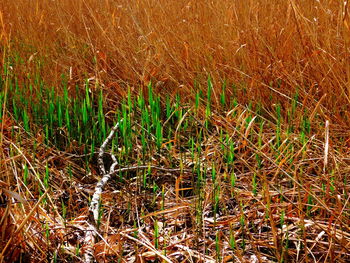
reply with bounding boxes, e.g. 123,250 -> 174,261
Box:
1,1 -> 350,262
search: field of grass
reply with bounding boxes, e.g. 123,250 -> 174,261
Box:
1,0 -> 350,262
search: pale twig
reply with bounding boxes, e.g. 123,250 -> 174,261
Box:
84,119 -> 189,263
97,121 -> 120,176
84,120 -> 122,263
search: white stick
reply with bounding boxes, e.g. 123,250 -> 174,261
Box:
84,119 -> 190,262
84,120 -> 122,263
92,121 -> 122,222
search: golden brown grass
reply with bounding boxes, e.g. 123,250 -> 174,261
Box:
1,0 -> 350,114
1,0 -> 350,262
1,106 -> 350,262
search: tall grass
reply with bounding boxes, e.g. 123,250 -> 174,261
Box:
0,0 -> 349,120
1,71 -> 350,261
1,1 -> 350,262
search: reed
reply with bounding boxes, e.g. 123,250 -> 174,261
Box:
1,1 -> 350,262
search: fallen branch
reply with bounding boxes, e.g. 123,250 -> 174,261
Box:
84,120 -> 121,263
84,120 -> 187,262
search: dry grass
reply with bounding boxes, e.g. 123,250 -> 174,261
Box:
1,106 -> 350,262
1,0 -> 350,262
0,0 -> 350,112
